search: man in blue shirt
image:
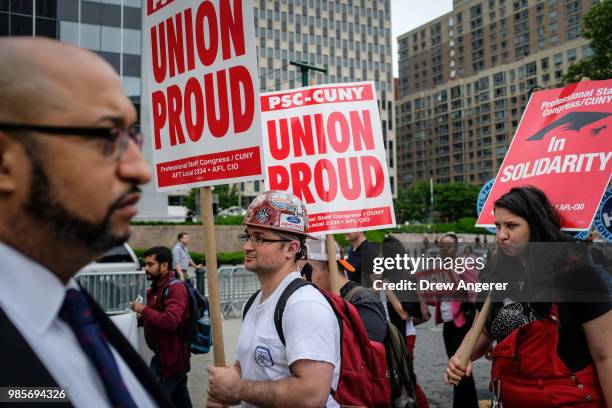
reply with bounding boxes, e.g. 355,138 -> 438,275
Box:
172,232 -> 202,280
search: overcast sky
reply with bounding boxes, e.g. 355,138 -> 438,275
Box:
391,0 -> 453,76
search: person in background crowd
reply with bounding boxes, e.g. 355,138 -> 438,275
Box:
0,37 -> 170,407
437,234 -> 479,408
207,191 -> 340,408
132,246 -> 192,407
172,232 -> 202,280
345,231 -> 378,286
463,245 -> 475,258
299,237 -> 387,343
446,186 -> 612,407
379,236 -> 430,408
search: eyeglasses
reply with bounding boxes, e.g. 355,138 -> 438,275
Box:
238,234 -> 291,246
0,123 -> 143,161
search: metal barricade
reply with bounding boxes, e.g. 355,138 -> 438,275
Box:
76,265 -> 260,318
75,270 -> 148,315
202,265 -> 260,318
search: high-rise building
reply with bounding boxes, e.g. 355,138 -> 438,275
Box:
396,0 -> 597,189
1,0 -> 142,98
238,0 -> 396,205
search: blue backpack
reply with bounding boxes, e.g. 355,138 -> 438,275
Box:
162,278 -> 212,354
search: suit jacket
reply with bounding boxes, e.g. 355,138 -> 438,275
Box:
0,289 -> 174,408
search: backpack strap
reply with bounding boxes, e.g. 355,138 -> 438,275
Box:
274,278 -> 311,346
243,289 -> 261,320
160,278 -> 183,307
243,278 -> 314,346
342,285 -> 364,303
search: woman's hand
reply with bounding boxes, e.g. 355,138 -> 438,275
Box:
444,354 -> 472,386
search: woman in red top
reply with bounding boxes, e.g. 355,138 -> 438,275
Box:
445,186 -> 611,407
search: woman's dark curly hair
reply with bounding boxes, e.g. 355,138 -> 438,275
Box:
493,186 -> 573,243
482,186 -> 577,311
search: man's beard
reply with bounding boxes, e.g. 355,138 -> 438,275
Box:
23,151 -> 139,252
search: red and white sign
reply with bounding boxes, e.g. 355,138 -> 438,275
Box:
477,80 -> 612,230
141,0 -> 262,191
261,82 -> 396,235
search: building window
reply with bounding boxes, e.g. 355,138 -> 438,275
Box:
122,76 -> 140,97
35,17 -> 56,38
101,26 -> 121,53
11,0 -> 33,15
10,14 -> 32,36
80,23 -> 101,51
123,28 -> 140,55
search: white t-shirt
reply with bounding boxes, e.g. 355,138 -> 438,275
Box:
237,272 -> 341,408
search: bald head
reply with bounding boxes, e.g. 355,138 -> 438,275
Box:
0,37 -> 132,126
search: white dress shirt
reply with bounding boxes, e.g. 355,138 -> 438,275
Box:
0,242 -> 156,408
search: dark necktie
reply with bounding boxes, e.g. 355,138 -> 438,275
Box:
61,288 -> 137,408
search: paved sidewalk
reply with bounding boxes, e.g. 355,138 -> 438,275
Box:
187,317 -> 493,407
412,322 -> 492,407
188,317 -> 242,407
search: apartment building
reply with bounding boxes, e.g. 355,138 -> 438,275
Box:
396,0 -> 597,188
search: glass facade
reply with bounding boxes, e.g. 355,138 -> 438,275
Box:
1,0 -> 141,97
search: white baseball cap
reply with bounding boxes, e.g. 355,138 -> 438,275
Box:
304,238 -> 355,272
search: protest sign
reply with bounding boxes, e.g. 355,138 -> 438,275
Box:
142,0 -> 262,191
594,188 -> 612,242
260,82 -> 396,234
477,80 -> 612,230
477,179 -> 497,234
142,0 -> 264,367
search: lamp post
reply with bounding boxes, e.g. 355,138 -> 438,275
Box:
289,60 -> 327,87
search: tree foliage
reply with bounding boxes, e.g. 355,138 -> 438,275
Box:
183,188 -> 198,213
394,181 -> 479,223
215,184 -> 239,209
394,181 -> 431,223
434,182 -> 480,222
564,0 -> 612,83
183,184 -> 240,214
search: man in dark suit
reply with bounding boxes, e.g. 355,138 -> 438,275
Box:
0,37 -> 172,407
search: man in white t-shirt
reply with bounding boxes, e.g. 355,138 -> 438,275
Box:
207,191 -> 340,408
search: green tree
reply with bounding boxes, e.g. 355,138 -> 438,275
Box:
397,181 -> 432,222
564,0 -> 612,83
433,182 -> 479,222
215,184 -> 239,209
183,188 -> 198,213
393,186 -> 411,223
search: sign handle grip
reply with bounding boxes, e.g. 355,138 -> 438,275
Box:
326,235 -> 341,294
201,187 -> 226,366
457,294 -> 491,373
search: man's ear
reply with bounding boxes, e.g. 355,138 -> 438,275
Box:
285,240 -> 301,258
0,133 -> 21,194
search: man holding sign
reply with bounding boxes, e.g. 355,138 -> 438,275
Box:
207,191 -> 340,408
